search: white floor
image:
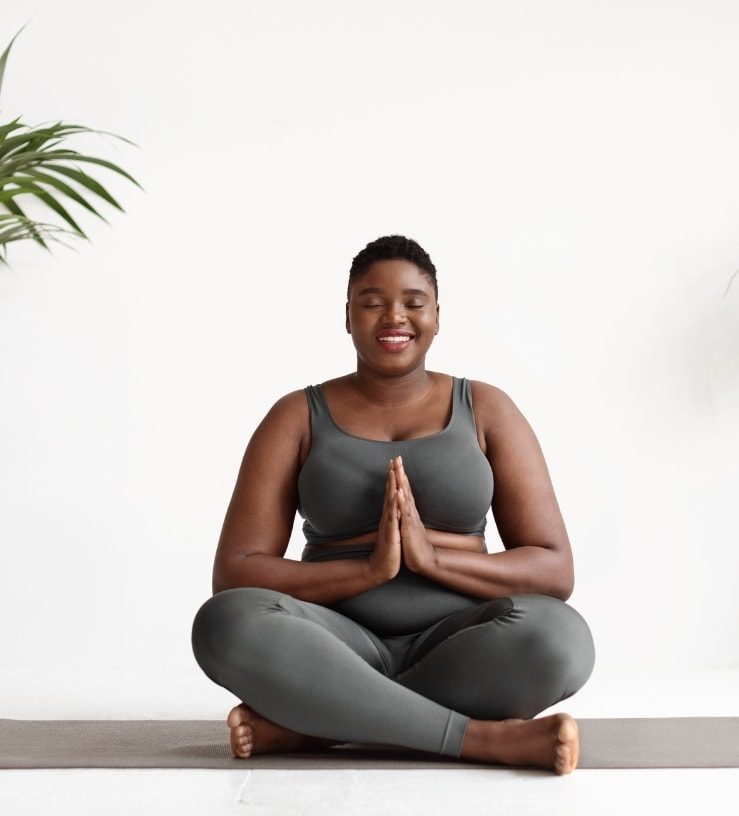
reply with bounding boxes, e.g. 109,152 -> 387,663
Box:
1,668 -> 738,816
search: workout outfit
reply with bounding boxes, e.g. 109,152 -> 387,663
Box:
191,376 -> 595,757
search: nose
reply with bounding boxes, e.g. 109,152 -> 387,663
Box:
380,302 -> 409,324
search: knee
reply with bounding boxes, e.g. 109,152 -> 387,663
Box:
508,593 -> 596,694
191,587 -> 286,679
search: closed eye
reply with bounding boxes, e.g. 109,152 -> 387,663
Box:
363,303 -> 424,309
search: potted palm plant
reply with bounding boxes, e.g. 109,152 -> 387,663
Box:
0,21 -> 143,268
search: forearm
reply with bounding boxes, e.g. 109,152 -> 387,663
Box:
428,529 -> 487,552
322,527 -> 486,553
413,545 -> 573,602
212,552 -> 384,605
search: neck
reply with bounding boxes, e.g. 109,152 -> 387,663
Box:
351,364 -> 435,409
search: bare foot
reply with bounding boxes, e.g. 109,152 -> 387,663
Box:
226,703 -> 341,758
461,712 -> 580,775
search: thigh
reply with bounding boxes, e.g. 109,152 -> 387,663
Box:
192,586 -> 392,678
394,593 -> 596,720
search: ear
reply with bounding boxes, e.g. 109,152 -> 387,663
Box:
345,301 -> 350,333
435,301 -> 440,335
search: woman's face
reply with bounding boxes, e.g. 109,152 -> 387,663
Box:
345,259 -> 439,372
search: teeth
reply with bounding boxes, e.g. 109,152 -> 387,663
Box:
378,336 -> 412,342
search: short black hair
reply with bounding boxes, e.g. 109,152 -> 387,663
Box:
347,235 -> 438,302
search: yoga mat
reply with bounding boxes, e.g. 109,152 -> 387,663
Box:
1,718 -> 737,770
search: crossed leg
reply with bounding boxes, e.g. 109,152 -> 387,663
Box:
192,587 -> 595,773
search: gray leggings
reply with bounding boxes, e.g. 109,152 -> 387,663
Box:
191,544 -> 596,758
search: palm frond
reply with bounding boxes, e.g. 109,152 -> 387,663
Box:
0,21 -> 32,107
0,213 -> 80,269
1,146 -> 143,191
2,196 -> 48,249
0,24 -> 143,266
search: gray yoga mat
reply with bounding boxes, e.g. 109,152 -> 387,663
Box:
1,718 -> 737,770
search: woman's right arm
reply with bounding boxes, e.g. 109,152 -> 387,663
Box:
211,390 -> 388,604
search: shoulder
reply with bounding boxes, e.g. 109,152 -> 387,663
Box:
253,387 -> 312,441
264,387 -> 310,420
468,379 -> 529,443
468,378 -> 514,415
240,387 -> 314,470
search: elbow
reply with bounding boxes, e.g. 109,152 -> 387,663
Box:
213,551 -> 264,595
212,555 -> 245,596
558,557 -> 575,601
211,572 -> 226,596
212,560 -> 227,596
558,580 -> 574,602
541,546 -> 574,601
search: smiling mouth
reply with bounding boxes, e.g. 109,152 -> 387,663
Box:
376,336 -> 414,351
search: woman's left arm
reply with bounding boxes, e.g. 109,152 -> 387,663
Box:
400,382 -> 574,602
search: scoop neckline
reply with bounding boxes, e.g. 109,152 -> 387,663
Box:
314,376 -> 458,443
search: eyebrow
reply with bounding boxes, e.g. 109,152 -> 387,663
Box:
356,287 -> 430,297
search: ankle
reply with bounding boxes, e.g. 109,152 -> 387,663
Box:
460,719 -> 499,760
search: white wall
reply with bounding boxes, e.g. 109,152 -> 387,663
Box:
1,0 -> 738,710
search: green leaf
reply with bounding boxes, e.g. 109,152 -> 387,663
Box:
1,149 -> 144,192
0,185 -> 43,203
0,180 -> 88,237
0,215 -> 78,243
1,197 -> 48,248
36,162 -> 124,211
0,21 -> 32,107
0,122 -> 141,163
0,127 -> 61,161
19,168 -> 110,224
0,117 -> 26,141
59,153 -> 144,191
39,122 -> 141,149
0,123 -> 94,161
0,221 -> 36,242
0,219 -> 81,269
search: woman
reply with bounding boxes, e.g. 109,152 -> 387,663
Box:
191,235 -> 595,775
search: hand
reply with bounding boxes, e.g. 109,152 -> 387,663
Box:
367,459 -> 402,583
392,455 -> 437,574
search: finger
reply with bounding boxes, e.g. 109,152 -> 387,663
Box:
397,487 -> 406,510
390,491 -> 401,527
383,462 -> 394,503
383,477 -> 400,521
397,457 -> 410,491
398,463 -> 416,508
388,471 -> 399,500
382,492 -> 398,525
397,487 -> 414,520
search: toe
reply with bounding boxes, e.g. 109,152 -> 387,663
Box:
231,728 -> 252,756
557,714 -> 578,742
554,743 -> 572,775
571,737 -> 580,770
227,704 -> 247,728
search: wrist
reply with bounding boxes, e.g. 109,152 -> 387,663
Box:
405,544 -> 438,575
364,555 -> 395,586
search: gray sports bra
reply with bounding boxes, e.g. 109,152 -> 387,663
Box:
297,376 -> 494,546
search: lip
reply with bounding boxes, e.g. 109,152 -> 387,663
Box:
376,336 -> 414,352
